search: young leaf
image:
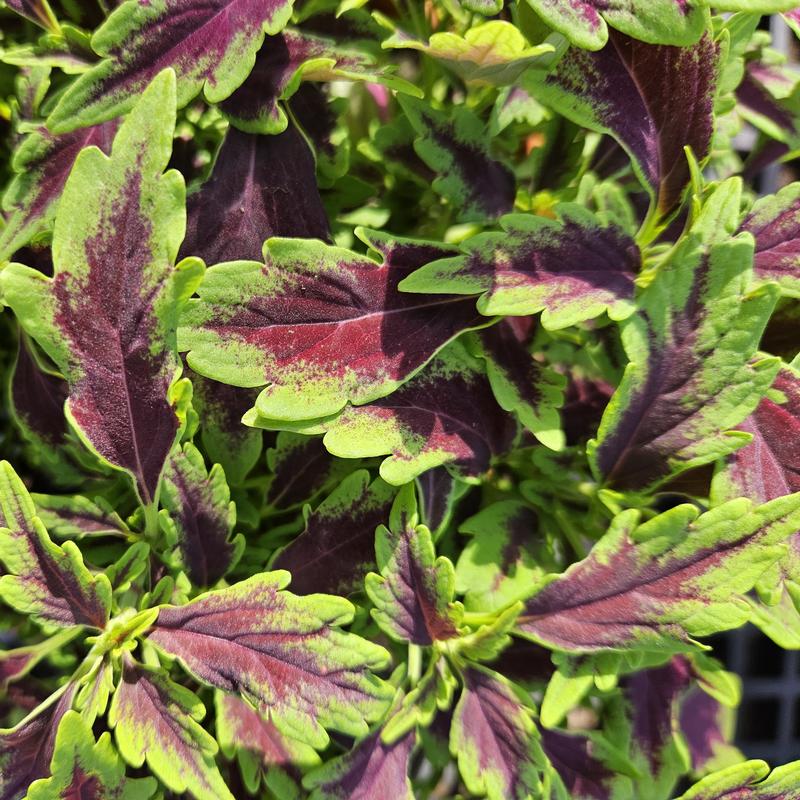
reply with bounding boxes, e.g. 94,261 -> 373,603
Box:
297,340 -> 519,485
517,496 -> 800,652
523,0 -> 707,51
397,95 -> 516,222
0,629 -> 76,691
109,655 -> 234,800
25,710 -> 158,800
399,206 -> 639,329
589,180 -> 780,490
146,572 -> 393,748
304,723 -> 416,800
383,21 -> 556,86
179,125 -> 331,267
1,71 -> 203,505
416,467 -> 469,539
32,493 -> 128,539
0,684 -> 76,800
187,368 -> 262,486
179,230 -> 484,422
675,760 -> 800,800
366,485 -> 461,645
0,121 -> 118,261
0,461 -> 111,629
473,321 -> 566,450
272,470 -> 396,596
160,441 -> 242,587
46,0 -> 295,133
450,665 -> 545,800
740,181 -> 800,298
523,32 -> 719,216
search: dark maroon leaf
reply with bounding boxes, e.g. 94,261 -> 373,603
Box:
272,471 -> 395,596
179,125 -> 331,267
562,378 -> 614,446
4,0 -> 59,31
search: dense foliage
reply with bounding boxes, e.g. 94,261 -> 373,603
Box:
1,0 -> 800,798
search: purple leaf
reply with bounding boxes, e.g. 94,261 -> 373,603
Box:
540,726 -> 622,800
180,230 -> 484,422
397,95 -> 515,222
32,493 -> 128,539
450,666 -> 544,800
265,432 -> 351,512
0,121 -> 117,261
161,442 -> 242,587
109,655 -> 234,800
0,684 -> 76,800
312,341 -> 519,485
272,470 -> 395,596
562,377 -> 614,446
399,205 -> 639,330
3,0 -> 59,33
525,32 -> 719,217
179,125 -> 331,267
2,72 -> 203,506
147,572 -> 393,748
187,367 -> 262,486
47,0 -> 295,133
740,182 -> 800,297
517,496 -> 800,652
215,692 -> 319,797
304,724 -> 416,800
0,461 -> 112,629
679,685 -> 729,773
415,467 -> 469,537
366,485 -> 461,645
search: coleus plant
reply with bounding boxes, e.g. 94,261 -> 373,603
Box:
2,1 -> 800,800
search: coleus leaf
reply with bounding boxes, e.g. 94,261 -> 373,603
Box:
146,572 -> 393,748
516,495 -> 800,652
219,28 -> 417,135
304,721 -> 416,800
397,95 -> 516,222
179,229 -> 484,422
187,368 -> 261,486
399,206 -> 639,330
160,441 -> 243,588
0,121 -> 118,261
523,0 -> 708,51
109,655 -> 234,800
676,760 -> 800,800
0,461 -> 111,629
0,629 -> 76,691
589,179 -> 780,491
179,124 -> 331,267
290,340 -> 519,485
713,363 -> 800,504
215,692 -> 320,797
0,683 -> 76,800
473,321 -> 566,450
365,484 -> 461,645
740,181 -> 800,298
32,493 -> 128,539
456,500 -> 548,613
540,726 -> 629,800
4,0 -> 60,33
679,684 -> 735,773
1,71 -> 204,505
271,470 -> 395,596
382,20 -> 556,86
416,467 -> 469,539
450,665 -> 545,800
24,710 -> 158,800
523,32 -> 719,217
46,0 -> 296,133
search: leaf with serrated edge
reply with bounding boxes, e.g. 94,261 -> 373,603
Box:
109,655 -> 234,800
0,461 -> 111,629
24,710 -> 158,800
366,484 -> 461,645
46,0 -> 295,133
147,572 -> 393,748
1,71 -> 203,506
589,179 -> 780,491
675,759 -> 800,800
399,205 -> 638,330
517,495 -> 800,652
179,229 -> 483,422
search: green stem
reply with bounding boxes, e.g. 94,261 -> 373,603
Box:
408,643 -> 423,684
143,502 -> 160,543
